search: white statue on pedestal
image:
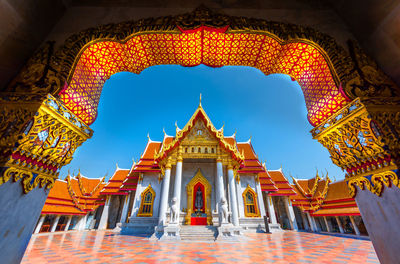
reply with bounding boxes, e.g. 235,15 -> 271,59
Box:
220,197 -> 228,224
170,197 -> 178,224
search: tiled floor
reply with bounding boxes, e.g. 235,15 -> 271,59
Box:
22,230 -> 379,264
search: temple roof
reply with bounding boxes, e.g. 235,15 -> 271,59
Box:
290,174 -> 360,216
100,167 -> 130,195
41,173 -> 106,215
154,102 -> 244,163
267,169 -> 297,196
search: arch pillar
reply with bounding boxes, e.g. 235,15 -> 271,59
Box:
313,97 -> 400,264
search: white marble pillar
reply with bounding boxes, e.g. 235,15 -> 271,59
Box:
349,216 -> 360,236
120,194 -> 131,224
64,216 -> 72,231
255,180 -> 266,217
306,212 -> 316,232
172,152 -> 183,223
79,215 -> 88,231
323,216 -> 331,232
34,215 -> 45,234
284,196 -> 298,230
98,196 -> 110,230
216,159 -> 226,208
158,162 -> 171,226
266,195 -> 278,224
300,211 -> 309,230
50,215 -> 60,232
236,178 -> 244,218
335,216 -> 344,233
227,165 -> 239,226
312,216 -> 319,231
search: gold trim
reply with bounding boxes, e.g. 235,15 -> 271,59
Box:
242,184 -> 260,217
185,169 -> 212,225
137,184 -> 156,217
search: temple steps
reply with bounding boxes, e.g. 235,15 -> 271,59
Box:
180,225 -> 217,241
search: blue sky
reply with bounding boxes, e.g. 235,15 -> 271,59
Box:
60,65 -> 344,182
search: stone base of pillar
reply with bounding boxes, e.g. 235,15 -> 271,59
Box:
268,223 -> 283,233
216,223 -> 242,240
120,217 -> 158,236
159,224 -> 181,240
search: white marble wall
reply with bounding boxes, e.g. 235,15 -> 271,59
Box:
131,172 -> 162,218
238,174 -> 261,218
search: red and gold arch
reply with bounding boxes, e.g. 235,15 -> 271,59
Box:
59,25 -> 349,126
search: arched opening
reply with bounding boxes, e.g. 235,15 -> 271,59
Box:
137,185 -> 155,217
58,23 -> 350,127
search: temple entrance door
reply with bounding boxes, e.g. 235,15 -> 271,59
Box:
185,169 -> 212,225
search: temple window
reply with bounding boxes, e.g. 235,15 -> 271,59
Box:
211,148 -> 214,153
205,147 -> 208,153
137,185 -> 156,217
242,185 -> 260,217
191,147 -> 194,153
198,147 -> 201,153
185,147 -> 188,153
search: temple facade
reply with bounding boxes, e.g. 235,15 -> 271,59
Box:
33,102 -> 367,239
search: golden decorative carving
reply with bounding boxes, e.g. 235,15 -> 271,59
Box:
347,171 -> 399,197
313,96 -> 400,196
185,169 -> 212,225
0,94 -> 92,193
2,167 -> 55,194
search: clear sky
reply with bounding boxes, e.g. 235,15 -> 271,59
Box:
60,65 -> 344,182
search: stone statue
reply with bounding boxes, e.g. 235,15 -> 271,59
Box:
220,197 -> 228,224
170,197 -> 178,224
195,187 -> 203,211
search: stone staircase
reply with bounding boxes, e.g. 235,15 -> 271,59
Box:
180,225 -> 217,241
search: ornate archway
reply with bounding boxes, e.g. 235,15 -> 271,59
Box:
185,169 -> 212,225
1,6 -> 400,263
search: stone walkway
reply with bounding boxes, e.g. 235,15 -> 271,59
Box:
22,230 -> 379,264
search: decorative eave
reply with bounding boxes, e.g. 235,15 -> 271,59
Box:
154,102 -> 244,165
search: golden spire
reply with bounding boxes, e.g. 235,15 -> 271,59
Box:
199,93 -> 202,107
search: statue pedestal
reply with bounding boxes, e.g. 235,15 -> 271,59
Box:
159,223 -> 181,240
217,223 -> 242,240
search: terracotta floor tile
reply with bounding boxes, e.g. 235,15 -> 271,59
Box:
22,231 -> 379,264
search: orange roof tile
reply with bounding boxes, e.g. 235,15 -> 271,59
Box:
268,170 -> 296,196
100,168 -> 130,195
311,207 -> 360,217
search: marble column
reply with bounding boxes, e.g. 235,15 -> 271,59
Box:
227,164 -> 239,226
50,215 -> 60,232
78,215 -> 87,231
98,196 -> 110,230
335,216 -> 344,234
349,216 -> 361,236
284,196 -> 298,230
64,216 -> 72,231
300,211 -> 310,230
172,150 -> 183,223
306,212 -> 316,232
158,161 -> 171,226
120,193 -> 131,224
216,159 -> 227,218
323,216 -> 331,232
266,195 -> 278,224
34,215 -> 45,234
235,178 -> 244,218
255,179 -> 266,217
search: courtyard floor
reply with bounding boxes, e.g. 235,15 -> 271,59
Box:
22,230 -> 379,264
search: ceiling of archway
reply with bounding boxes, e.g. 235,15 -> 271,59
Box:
59,26 -> 349,126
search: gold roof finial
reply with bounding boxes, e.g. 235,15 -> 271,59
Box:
199,93 -> 202,107
147,133 -> 151,142
116,163 -> 119,170
163,127 -> 166,136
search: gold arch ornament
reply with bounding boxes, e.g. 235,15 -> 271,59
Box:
185,169 -> 212,225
